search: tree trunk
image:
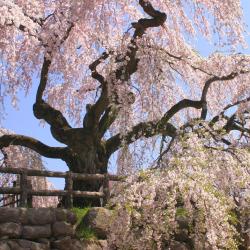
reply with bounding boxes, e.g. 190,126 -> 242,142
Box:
62,136 -> 108,207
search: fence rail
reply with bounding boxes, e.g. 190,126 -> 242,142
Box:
0,194 -> 19,207
0,167 -> 124,208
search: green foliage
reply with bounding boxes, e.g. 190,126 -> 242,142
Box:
125,202 -> 134,214
76,224 -> 97,240
228,211 -> 239,226
71,207 -> 90,225
138,170 -> 150,181
176,207 -> 189,217
71,207 -> 97,240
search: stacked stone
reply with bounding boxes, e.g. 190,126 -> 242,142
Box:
0,207 -> 77,250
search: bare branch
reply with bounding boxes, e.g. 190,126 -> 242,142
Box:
162,99 -> 203,123
223,114 -> 250,135
223,96 -> 250,112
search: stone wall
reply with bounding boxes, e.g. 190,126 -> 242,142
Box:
0,207 -> 80,250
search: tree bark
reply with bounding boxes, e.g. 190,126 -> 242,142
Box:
62,133 -> 108,207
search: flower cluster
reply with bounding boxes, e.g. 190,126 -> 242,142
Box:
108,132 -> 250,250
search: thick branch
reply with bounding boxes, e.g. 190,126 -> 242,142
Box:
86,0 -> 167,134
82,52 -> 111,130
116,0 -> 167,80
36,56 -> 51,102
33,100 -> 71,129
106,98 -> 204,155
98,106 -> 119,137
89,52 -> 110,85
82,91 -> 109,131
33,56 -> 71,143
106,122 -> 176,157
33,23 -> 74,140
0,134 -> 68,159
162,99 -> 203,123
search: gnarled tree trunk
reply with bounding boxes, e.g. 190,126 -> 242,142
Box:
60,130 -> 109,207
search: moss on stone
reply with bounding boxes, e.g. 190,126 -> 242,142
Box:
72,207 -> 97,240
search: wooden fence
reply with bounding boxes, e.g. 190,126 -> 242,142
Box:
0,193 -> 19,207
0,167 -> 123,208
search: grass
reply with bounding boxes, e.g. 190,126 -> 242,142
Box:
71,207 -> 90,225
176,207 -> 189,217
71,207 -> 97,240
76,225 -> 97,240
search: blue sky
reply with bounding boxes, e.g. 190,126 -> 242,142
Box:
2,1 -> 250,189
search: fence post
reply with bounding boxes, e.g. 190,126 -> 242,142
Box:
12,181 -> 17,207
103,174 -> 110,206
16,174 -> 20,207
27,180 -> 33,208
20,170 -> 28,207
65,171 -> 73,208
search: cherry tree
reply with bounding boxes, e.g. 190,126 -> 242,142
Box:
108,129 -> 250,249
0,0 -> 249,206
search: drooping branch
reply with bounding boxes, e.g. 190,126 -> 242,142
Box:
210,96 -> 250,126
223,113 -> 250,136
200,71 -> 247,120
141,47 -> 249,122
198,97 -> 250,145
0,134 -> 68,159
105,44 -> 250,155
4,4 -> 55,43
223,96 -> 250,111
